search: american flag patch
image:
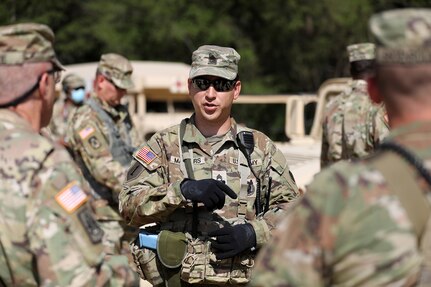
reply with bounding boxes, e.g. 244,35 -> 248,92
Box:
136,146 -> 157,164
55,182 -> 88,213
79,126 -> 95,140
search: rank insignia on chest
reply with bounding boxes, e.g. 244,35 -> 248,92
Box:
137,146 -> 157,164
79,126 -> 95,140
55,181 -> 88,213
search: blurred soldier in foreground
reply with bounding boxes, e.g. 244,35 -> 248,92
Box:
119,45 -> 299,286
0,23 -> 135,285
252,8 -> 431,286
321,43 -> 389,168
48,73 -> 86,146
66,53 -> 141,253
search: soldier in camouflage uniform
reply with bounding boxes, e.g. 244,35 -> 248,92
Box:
251,8 -> 431,286
0,23 -> 136,286
119,45 -> 299,286
66,53 -> 140,207
321,43 -> 389,168
48,73 -> 86,147
65,53 -> 142,272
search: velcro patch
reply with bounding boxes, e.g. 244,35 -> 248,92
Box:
79,126 -> 95,140
55,181 -> 88,213
77,208 -> 104,244
170,156 -> 181,164
136,146 -> 157,164
88,136 -> 101,149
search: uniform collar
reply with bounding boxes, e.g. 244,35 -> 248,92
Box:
182,114 -> 240,153
387,120 -> 431,142
0,109 -> 33,131
350,79 -> 368,93
90,93 -> 127,121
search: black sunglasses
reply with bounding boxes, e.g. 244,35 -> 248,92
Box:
191,77 -> 237,92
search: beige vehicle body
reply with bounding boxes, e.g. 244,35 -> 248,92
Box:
59,61 -> 349,189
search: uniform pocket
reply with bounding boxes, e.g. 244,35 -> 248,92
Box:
130,240 -> 164,286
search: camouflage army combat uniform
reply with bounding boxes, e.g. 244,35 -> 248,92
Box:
251,9 -> 431,287
67,93 -> 140,204
0,110 -> 136,286
48,73 -> 86,145
320,44 -> 389,168
120,115 -> 299,285
251,121 -> 426,286
0,23 -> 135,286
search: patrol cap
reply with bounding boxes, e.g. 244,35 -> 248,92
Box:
62,73 -> 85,92
370,8 -> 431,64
97,53 -> 134,90
189,45 -> 240,80
347,43 -> 375,62
0,23 -> 64,70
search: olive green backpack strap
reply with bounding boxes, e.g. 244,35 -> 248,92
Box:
370,141 -> 431,285
371,143 -> 431,239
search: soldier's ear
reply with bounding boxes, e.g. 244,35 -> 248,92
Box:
94,74 -> 104,91
187,78 -> 192,94
367,76 -> 382,104
233,80 -> 241,101
38,72 -> 50,100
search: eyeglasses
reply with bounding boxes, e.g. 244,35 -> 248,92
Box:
46,68 -> 62,84
191,77 -> 237,92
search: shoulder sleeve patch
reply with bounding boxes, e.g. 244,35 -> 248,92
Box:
79,126 -> 95,140
271,148 -> 288,175
136,146 -> 157,164
55,181 -> 88,213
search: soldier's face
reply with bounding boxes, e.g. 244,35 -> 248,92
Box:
97,75 -> 126,107
188,75 -> 241,126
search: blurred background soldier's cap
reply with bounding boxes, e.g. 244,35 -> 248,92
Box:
370,8 -> 431,64
97,53 -> 134,90
347,43 -> 375,62
189,45 -> 240,80
0,22 -> 64,70
62,73 -> 85,92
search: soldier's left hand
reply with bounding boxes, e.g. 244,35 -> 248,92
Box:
208,223 -> 256,260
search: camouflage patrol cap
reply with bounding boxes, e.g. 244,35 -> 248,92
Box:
189,45 -> 240,80
347,43 -> 375,62
62,73 -> 85,92
0,23 -> 64,69
370,8 -> 431,64
97,53 -> 134,90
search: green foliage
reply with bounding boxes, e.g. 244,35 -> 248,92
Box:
1,0 -> 430,139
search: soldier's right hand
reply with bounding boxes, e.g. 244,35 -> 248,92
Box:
180,179 -> 237,211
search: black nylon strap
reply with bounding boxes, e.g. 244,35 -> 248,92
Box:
373,141 -> 431,238
379,141 -> 431,187
179,119 -> 198,238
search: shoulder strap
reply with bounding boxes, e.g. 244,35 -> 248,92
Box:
87,98 -> 133,166
178,119 -> 199,238
370,141 -> 431,238
179,119 -> 194,180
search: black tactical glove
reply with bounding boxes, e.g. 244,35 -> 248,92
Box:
208,223 -> 257,260
180,179 -> 237,211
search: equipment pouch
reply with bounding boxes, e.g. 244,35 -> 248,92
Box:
180,237 -> 254,284
157,230 -> 187,269
130,238 -> 164,286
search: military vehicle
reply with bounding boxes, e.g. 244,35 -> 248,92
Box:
59,61 -> 349,189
